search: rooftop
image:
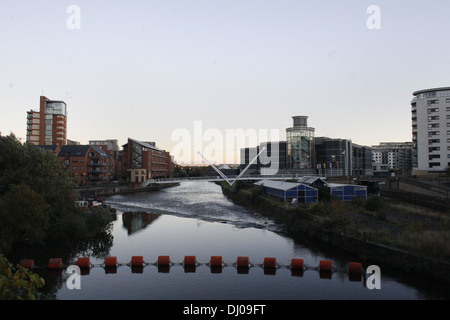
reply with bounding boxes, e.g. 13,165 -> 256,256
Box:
413,87 -> 450,96
254,179 -> 316,191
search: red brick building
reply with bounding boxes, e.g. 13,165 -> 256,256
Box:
59,145 -> 112,185
121,138 -> 174,185
26,96 -> 67,146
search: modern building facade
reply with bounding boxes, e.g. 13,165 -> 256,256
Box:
411,87 -> 450,174
352,143 -> 373,177
26,96 -> 67,146
314,137 -> 352,176
286,116 -> 315,170
121,138 -> 174,184
240,116 -> 373,177
372,142 -> 413,176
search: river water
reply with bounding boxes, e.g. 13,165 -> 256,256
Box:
43,181 -> 449,300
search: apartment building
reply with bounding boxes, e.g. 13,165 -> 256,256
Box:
59,145 -> 112,185
26,96 -> 67,146
372,142 -> 413,176
411,87 -> 450,174
121,138 -> 174,184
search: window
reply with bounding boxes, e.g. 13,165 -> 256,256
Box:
446,98 -> 450,103
429,155 -> 440,160
428,116 -> 439,122
429,162 -> 440,168
428,108 -> 439,114
428,131 -> 440,136
428,123 -> 440,128
427,99 -> 439,105
429,147 -> 440,152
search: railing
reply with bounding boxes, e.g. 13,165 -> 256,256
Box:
139,173 -> 324,188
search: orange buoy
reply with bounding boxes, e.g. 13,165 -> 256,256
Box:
158,256 -> 171,266
236,256 -> 249,267
77,257 -> 90,268
104,256 -> 117,267
48,258 -> 63,269
184,256 -> 196,266
263,257 -> 277,269
348,262 -> 363,274
210,256 -> 223,267
319,260 -> 332,272
290,259 -> 304,270
131,256 -> 144,267
20,259 -> 34,270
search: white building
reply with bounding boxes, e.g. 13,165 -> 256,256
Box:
411,87 -> 450,174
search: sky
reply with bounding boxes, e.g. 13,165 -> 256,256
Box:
1,0 -> 450,164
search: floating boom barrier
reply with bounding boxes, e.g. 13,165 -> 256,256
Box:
18,256 -> 369,281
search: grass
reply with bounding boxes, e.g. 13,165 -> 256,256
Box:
222,181 -> 450,262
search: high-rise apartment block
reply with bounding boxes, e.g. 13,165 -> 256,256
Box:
26,96 -> 67,146
411,87 -> 450,174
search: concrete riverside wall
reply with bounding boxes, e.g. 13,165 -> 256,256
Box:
221,184 -> 450,284
306,226 -> 450,285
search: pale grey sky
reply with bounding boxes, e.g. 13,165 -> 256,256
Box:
1,1 -> 449,163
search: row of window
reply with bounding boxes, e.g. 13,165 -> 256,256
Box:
427,108 -> 450,115
428,115 -> 450,121
428,123 -> 450,128
428,131 -> 450,136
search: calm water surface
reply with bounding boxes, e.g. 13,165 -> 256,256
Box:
49,181 -> 449,300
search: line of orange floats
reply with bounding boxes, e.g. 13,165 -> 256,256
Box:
20,256 -> 365,276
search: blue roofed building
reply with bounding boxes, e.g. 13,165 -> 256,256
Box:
254,179 -> 318,203
327,183 -> 367,201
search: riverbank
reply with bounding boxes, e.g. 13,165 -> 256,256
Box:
77,182 -> 180,198
220,181 -> 450,285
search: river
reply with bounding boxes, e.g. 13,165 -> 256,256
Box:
38,181 -> 450,300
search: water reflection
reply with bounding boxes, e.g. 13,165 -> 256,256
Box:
122,211 -> 161,235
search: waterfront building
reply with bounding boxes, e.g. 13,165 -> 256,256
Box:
121,138 -> 174,184
352,143 -> 373,177
327,183 -> 367,201
371,142 -> 413,176
254,179 -> 318,203
59,145 -> 112,185
314,137 -> 372,177
286,116 -> 315,170
314,137 -> 352,176
26,96 -> 67,146
411,87 -> 450,174
89,139 -> 121,180
297,176 -> 327,189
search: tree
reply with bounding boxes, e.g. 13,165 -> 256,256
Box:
0,254 -> 47,300
0,184 -> 49,253
0,133 -> 114,254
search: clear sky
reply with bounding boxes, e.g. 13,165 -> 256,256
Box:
1,1 -> 449,164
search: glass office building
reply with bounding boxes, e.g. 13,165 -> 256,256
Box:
286,116 -> 315,169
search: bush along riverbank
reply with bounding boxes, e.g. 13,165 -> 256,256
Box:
220,181 -> 450,285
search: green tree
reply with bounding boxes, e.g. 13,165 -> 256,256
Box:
0,133 -> 114,253
0,254 -> 47,300
0,184 -> 49,252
